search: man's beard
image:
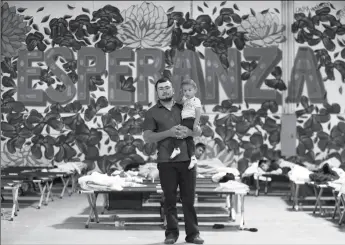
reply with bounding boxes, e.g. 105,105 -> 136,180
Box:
160,95 -> 173,102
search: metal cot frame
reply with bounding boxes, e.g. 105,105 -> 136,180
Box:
289,180 -> 345,225
79,180 -> 248,230
1,179 -> 22,221
2,167 -> 78,210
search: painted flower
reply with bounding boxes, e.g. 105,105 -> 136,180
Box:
242,133 -> 267,162
1,143 -> 46,168
115,135 -> 144,155
238,12 -> 286,47
117,2 -> 173,48
1,3 -> 31,61
1,122 -> 33,154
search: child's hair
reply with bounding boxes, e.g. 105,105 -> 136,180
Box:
181,78 -> 197,89
195,143 -> 206,151
258,159 -> 267,167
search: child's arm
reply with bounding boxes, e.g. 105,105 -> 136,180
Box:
194,107 -> 201,129
193,98 -> 202,131
177,90 -> 186,104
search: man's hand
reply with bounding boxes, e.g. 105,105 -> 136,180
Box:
175,125 -> 187,138
169,125 -> 181,138
144,125 -> 182,143
177,125 -> 201,138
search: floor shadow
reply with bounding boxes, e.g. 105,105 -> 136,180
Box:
142,242 -> 186,245
60,215 -> 230,224
254,192 -> 290,197
1,197 -> 41,210
317,215 -> 345,233
280,194 -> 345,232
51,217 -> 242,232
78,206 -> 228,216
1,185 -> 68,211
51,211 -> 243,231
281,193 -> 338,211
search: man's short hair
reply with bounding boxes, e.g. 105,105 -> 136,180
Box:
155,77 -> 172,91
195,143 -> 206,151
181,78 -> 197,89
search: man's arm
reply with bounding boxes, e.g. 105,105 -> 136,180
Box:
143,129 -> 174,143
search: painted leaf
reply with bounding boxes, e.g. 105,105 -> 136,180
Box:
41,15 -> 50,23
37,7 -> 44,12
82,7 -> 90,13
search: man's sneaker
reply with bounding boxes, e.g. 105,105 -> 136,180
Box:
164,237 -> 177,244
186,235 -> 204,244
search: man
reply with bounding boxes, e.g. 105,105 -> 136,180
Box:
142,77 -> 204,244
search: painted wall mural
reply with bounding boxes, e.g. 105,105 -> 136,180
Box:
1,1 -> 345,174
291,1 -> 345,168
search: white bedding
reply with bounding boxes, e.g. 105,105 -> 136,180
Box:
42,162 -> 87,174
214,181 -> 250,194
78,172 -> 146,191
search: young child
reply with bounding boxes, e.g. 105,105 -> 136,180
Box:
170,79 -> 202,169
258,159 -> 282,174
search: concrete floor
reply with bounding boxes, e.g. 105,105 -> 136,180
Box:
1,185 -> 345,244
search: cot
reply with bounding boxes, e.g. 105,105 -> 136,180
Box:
1,167 -> 76,209
289,179 -> 345,226
289,180 -> 308,211
289,180 -> 330,213
253,173 -> 290,197
307,181 -> 345,226
2,166 -> 78,199
1,179 -> 22,221
79,179 -> 248,230
330,183 -> 345,225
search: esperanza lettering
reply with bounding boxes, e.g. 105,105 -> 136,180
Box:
295,2 -> 332,14
17,46 -> 324,106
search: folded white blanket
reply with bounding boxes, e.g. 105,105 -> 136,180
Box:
288,165 -> 312,183
138,163 -> 159,180
214,181 -> 249,194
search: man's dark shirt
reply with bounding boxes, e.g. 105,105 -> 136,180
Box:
142,100 -> 191,163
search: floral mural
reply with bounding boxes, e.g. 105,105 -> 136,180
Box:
117,2 -> 174,49
238,11 -> 286,47
1,1 -> 345,174
1,3 -> 32,62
